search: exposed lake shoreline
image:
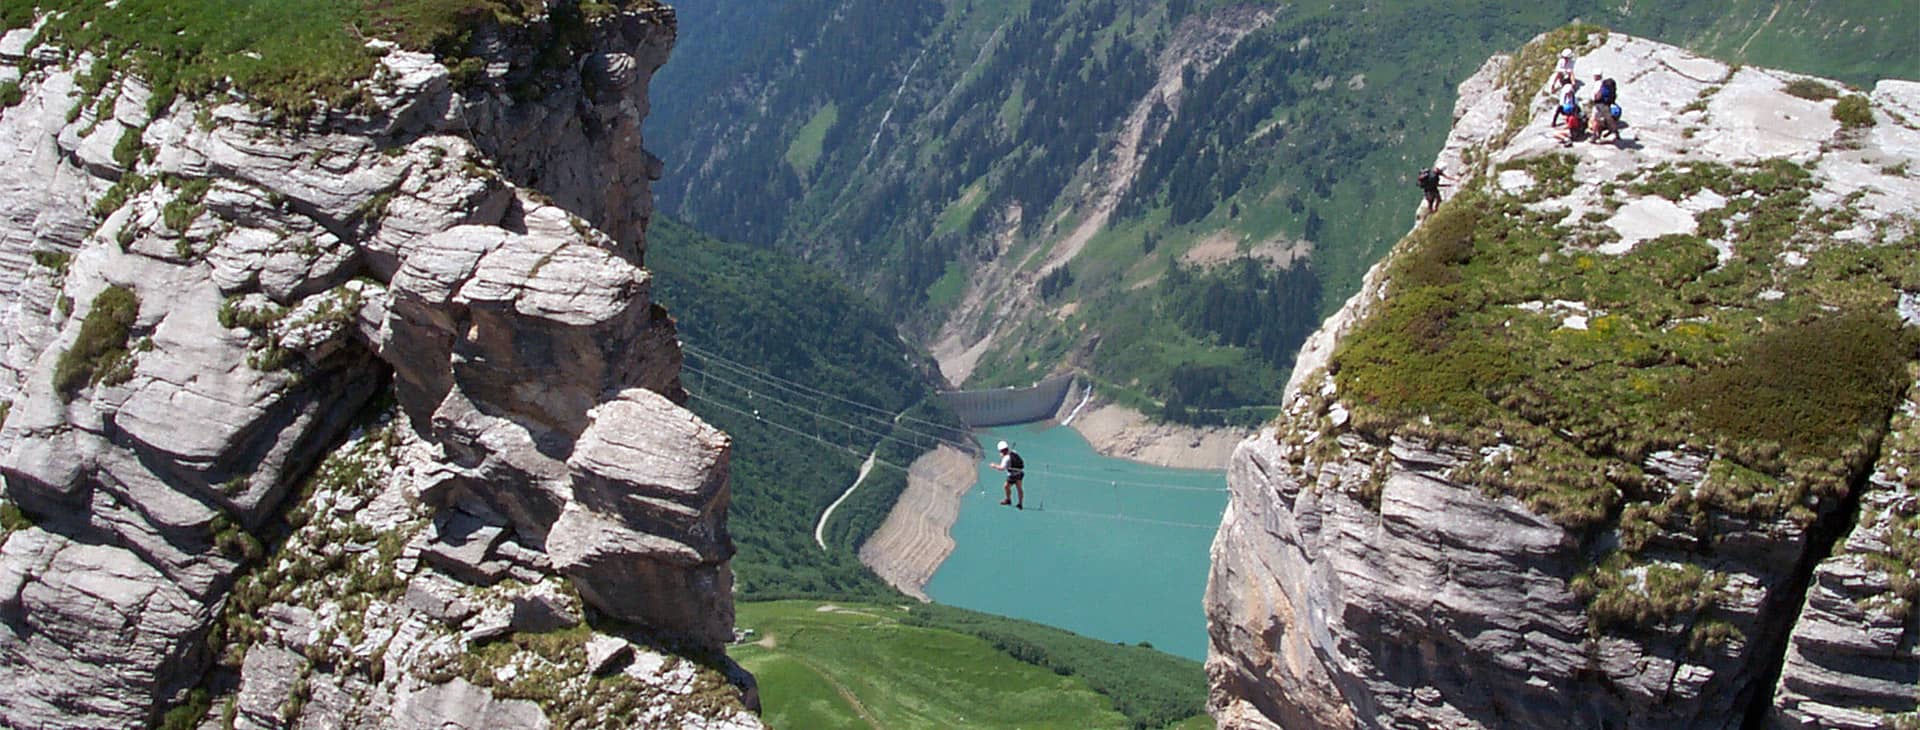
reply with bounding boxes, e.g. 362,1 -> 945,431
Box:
858,445 -> 977,601
859,402 -> 1242,601
1067,401 -> 1249,471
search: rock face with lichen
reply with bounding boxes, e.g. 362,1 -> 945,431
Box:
1206,30 -> 1919,730
0,4 -> 762,729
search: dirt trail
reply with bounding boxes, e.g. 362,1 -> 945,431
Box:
857,445 -> 978,600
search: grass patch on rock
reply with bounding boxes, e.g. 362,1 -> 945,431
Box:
51,284 -> 138,398
4,0 -> 659,117
1833,94 -> 1874,128
1672,311 -> 1913,477
1325,150 -> 1920,638
1782,78 -> 1840,101
0,500 -> 33,535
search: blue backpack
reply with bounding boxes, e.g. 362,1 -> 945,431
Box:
1598,78 -> 1617,105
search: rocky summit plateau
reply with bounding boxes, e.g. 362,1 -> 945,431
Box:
0,3 -> 762,728
1207,29 -> 1919,730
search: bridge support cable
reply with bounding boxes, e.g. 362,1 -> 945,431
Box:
682,362 -> 1228,491
682,343 -> 973,442
684,392 -> 1224,532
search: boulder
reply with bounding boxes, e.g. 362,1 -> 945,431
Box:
509,581 -> 582,633
392,678 -> 549,730
232,643 -> 305,730
0,531 -> 206,730
550,389 -> 734,648
585,634 -> 633,676
402,572 -> 478,626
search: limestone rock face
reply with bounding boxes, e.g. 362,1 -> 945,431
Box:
0,5 -> 758,728
551,389 -> 735,647
1207,32 -> 1920,730
1770,392 -> 1920,729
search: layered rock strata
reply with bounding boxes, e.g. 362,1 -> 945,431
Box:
0,5 -> 759,728
1207,32 -> 1919,729
1771,388 -> 1920,729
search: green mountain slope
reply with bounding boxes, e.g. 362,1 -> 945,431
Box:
647,217 -> 963,598
735,600 -> 1211,729
646,0 -> 1917,421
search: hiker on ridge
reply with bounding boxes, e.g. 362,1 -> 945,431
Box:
1551,87 -> 1581,128
991,440 -> 1025,510
1588,72 -> 1620,141
1416,167 -> 1449,214
1549,48 -> 1577,95
1555,103 -> 1588,147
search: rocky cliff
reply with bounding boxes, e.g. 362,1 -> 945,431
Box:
0,4 -> 761,728
1207,29 -> 1918,730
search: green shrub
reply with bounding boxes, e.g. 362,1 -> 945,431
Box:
1782,78 -> 1839,101
1332,194 -> 1518,428
217,296 -> 287,331
1333,287 -> 1519,427
14,0 -> 641,118
51,285 -> 139,398
1833,94 -> 1874,128
209,514 -> 265,563
157,688 -> 210,730
1571,554 -> 1728,635
30,250 -> 72,274
1670,311 -> 1913,461
0,80 -> 20,108
1398,199 -> 1482,289
0,501 -> 32,532
111,126 -> 142,169
92,173 -> 151,218
1627,161 -> 1738,201
161,197 -> 203,232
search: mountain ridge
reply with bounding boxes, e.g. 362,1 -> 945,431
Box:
0,4 -> 767,727
649,0 -> 1919,423
1206,27 -> 1919,729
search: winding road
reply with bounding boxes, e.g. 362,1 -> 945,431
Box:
814,451 -> 879,551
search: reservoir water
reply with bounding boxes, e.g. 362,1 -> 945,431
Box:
924,423 -> 1229,661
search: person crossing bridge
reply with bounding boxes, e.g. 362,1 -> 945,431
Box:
991,441 -> 1025,510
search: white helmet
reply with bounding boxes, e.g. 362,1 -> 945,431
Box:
1560,48 -> 1574,59
996,441 -> 1009,452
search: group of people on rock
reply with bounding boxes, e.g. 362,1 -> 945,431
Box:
1414,47 -> 1629,215
1549,48 -> 1624,147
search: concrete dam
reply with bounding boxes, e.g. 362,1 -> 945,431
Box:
937,375 -> 1081,427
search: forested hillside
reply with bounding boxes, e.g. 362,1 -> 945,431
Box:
646,218 -> 964,597
647,0 -> 1916,422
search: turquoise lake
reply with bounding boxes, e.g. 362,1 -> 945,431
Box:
924,423 -> 1229,661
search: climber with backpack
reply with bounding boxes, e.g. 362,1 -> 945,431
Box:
991,440 -> 1025,510
1416,167 -> 1448,214
1589,74 -> 1621,141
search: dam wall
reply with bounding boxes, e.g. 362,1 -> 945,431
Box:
938,375 -> 1076,427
